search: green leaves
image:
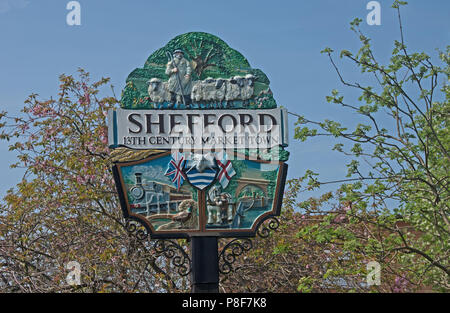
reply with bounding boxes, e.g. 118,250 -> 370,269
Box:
289,1 -> 449,291
326,89 -> 344,105
322,120 -> 347,137
351,143 -> 363,157
294,126 -> 317,142
272,242 -> 291,255
346,160 -> 360,177
340,50 -> 353,58
350,18 -> 363,28
392,1 -> 408,9
320,47 -> 334,54
297,277 -> 313,293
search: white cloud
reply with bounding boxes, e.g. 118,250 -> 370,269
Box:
0,0 -> 30,14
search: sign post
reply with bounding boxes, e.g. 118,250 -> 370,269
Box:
108,32 -> 289,292
190,237 -> 219,293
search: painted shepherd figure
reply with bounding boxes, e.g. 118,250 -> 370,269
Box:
165,49 -> 193,107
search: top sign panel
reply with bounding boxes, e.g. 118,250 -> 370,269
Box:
120,32 -> 276,111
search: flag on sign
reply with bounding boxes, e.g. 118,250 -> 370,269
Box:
164,152 -> 187,190
216,154 -> 236,189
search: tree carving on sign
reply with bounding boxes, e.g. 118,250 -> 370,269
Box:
188,39 -> 221,78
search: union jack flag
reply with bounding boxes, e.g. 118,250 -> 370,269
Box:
165,152 -> 187,190
216,154 -> 236,189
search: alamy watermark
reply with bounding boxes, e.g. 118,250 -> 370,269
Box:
66,1 -> 81,26
65,261 -> 81,286
366,261 -> 381,286
366,1 -> 381,25
64,2 -> 380,27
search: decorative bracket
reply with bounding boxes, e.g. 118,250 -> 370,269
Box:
125,216 -> 280,277
218,238 -> 253,274
218,216 -> 280,274
125,218 -> 192,276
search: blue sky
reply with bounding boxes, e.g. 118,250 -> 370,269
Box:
0,0 -> 448,199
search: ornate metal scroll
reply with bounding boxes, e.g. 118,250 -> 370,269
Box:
125,218 -> 191,276
256,216 -> 280,238
125,218 -> 150,241
153,240 -> 191,276
218,238 -> 253,274
125,216 -> 281,277
218,217 -> 281,274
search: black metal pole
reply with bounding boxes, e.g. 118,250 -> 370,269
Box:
190,236 -> 219,293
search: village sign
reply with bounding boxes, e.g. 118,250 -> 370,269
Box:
108,32 -> 289,240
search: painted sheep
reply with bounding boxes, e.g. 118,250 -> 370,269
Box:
241,74 -> 256,105
147,78 -> 170,106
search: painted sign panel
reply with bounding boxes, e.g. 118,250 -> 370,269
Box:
113,151 -> 287,238
114,152 -> 199,233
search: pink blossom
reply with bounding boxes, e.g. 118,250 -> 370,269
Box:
31,104 -> 56,117
335,215 -> 346,223
86,142 -> 96,153
393,276 -> 408,293
100,128 -> 108,145
19,123 -> 30,134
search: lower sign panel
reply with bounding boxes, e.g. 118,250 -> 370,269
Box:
112,151 -> 287,238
